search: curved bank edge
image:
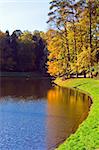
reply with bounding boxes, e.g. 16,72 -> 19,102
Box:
54,78 -> 99,150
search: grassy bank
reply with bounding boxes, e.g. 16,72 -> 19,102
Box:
55,78 -> 99,150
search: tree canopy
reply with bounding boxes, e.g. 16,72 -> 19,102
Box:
47,0 -> 99,78
0,30 -> 47,73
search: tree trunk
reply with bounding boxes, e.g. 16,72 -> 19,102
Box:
84,71 -> 86,78
76,72 -> 78,78
89,0 -> 93,76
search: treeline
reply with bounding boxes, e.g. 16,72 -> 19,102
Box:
0,0 -> 99,78
0,30 -> 47,73
46,0 -> 99,78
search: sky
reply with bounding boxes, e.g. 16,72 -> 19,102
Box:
0,0 -> 50,33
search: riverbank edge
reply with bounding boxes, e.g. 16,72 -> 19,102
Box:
0,71 -> 50,78
54,78 -> 99,150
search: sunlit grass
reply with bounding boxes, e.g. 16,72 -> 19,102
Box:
55,78 -> 99,150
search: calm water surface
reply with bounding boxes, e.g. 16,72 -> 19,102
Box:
0,77 -> 91,150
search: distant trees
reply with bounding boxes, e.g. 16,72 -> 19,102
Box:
47,0 -> 99,78
0,30 -> 16,71
0,30 -> 47,73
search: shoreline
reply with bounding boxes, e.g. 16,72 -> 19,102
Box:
54,78 -> 99,150
0,71 -> 50,78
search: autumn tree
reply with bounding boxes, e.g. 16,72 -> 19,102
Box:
47,0 -> 76,76
47,0 -> 99,78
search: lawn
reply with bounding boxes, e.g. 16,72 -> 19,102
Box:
55,78 -> 99,150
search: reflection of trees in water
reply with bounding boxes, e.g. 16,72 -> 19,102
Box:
46,86 -> 91,149
0,77 -> 52,100
47,86 -> 91,116
0,78 -> 92,150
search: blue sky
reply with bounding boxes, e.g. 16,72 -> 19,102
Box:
0,0 -> 50,33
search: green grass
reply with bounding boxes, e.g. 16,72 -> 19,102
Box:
54,78 -> 99,150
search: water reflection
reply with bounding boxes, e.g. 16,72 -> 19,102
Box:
0,77 -> 52,99
47,86 -> 91,149
0,77 -> 91,150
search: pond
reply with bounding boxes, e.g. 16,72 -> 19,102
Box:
0,77 -> 91,150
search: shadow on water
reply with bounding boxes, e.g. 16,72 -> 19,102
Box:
0,77 -> 91,150
0,77 -> 52,100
